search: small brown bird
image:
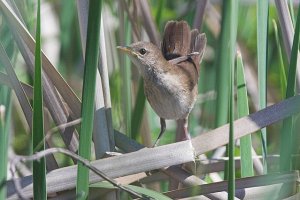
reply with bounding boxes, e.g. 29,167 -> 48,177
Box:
117,21 -> 206,146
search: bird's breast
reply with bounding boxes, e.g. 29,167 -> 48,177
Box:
144,73 -> 197,120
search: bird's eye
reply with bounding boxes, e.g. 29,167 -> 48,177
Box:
139,48 -> 147,55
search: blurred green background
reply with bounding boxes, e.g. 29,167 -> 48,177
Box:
0,0 -> 299,189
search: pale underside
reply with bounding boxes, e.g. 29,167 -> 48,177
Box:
144,71 -> 197,120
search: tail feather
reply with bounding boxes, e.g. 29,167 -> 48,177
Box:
191,31 -> 206,67
162,21 -> 191,59
190,29 -> 199,53
162,21 -> 176,56
174,21 -> 190,55
162,20 -> 206,76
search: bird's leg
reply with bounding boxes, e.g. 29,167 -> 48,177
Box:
153,118 -> 166,147
182,117 -> 191,140
176,117 -> 191,142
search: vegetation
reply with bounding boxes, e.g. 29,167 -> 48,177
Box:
0,0 -> 299,199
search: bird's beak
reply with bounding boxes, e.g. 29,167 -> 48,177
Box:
117,46 -> 138,57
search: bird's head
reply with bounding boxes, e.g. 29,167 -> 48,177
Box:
117,42 -> 166,77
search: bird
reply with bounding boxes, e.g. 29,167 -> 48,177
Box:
117,21 -> 206,146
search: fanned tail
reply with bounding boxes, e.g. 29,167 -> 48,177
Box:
190,30 -> 206,69
161,21 -> 206,75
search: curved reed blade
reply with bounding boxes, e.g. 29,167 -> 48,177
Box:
280,3 -> 300,172
236,52 -> 254,177
76,0 -> 102,199
257,0 -> 269,174
32,0 -> 46,198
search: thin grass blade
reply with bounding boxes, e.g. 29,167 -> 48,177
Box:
139,0 -> 160,46
215,0 -> 231,128
215,1 -> 233,181
76,0 -> 102,199
280,4 -> 300,171
236,52 -> 254,177
99,15 -> 115,150
288,0 -> 295,26
215,0 -> 238,182
119,1 -> 132,137
91,182 -> 172,200
131,79 -> 146,140
124,21 -> 132,137
0,42 -> 32,127
227,0 -> 238,197
193,0 -> 208,29
118,3 -> 132,137
228,52 -> 235,200
155,0 -> 164,26
273,20 -> 287,98
76,0 -> 114,157
0,88 -> 11,200
274,0 -> 300,89
257,0 -> 269,173
126,185 -> 171,200
32,0 -> 46,198
274,0 -> 294,61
